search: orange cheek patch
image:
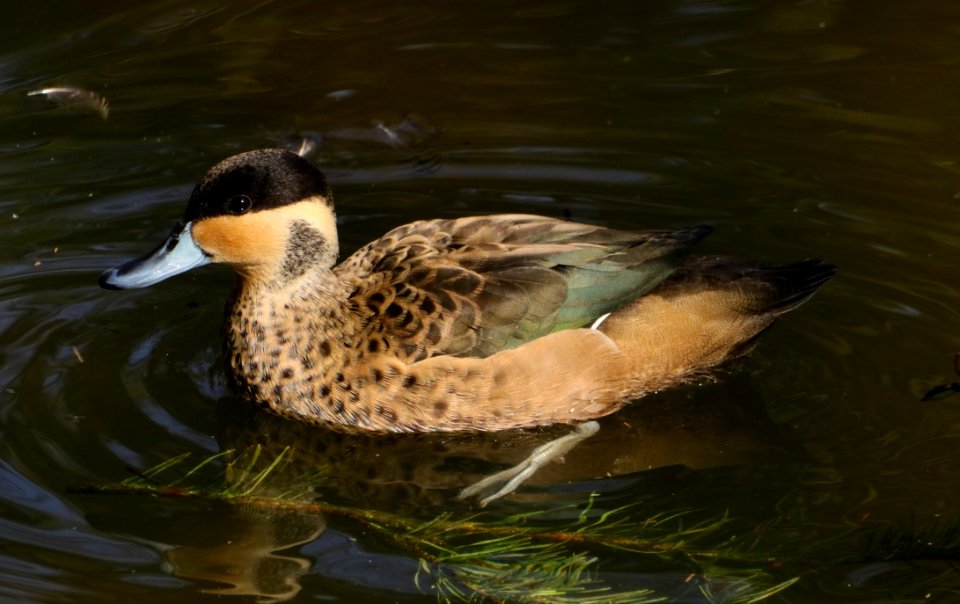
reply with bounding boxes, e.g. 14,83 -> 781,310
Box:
189,199 -> 336,282
192,214 -> 285,270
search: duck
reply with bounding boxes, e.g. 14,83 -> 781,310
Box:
100,149 -> 832,503
101,148 -> 834,433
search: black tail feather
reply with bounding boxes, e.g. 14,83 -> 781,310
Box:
661,256 -> 835,315
754,259 -> 836,314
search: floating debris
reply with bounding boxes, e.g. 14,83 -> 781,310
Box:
367,114 -> 439,149
71,345 -> 85,364
27,86 -> 110,119
293,133 -> 324,158
325,89 -> 356,101
318,114 -> 440,149
270,131 -> 325,159
271,114 -> 441,171
921,353 -> 960,401
924,382 -> 960,401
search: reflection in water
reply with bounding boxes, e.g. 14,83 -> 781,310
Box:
213,373 -> 803,513
135,375 -> 804,602
166,509 -> 324,602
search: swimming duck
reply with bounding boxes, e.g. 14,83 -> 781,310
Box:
101,148 -> 832,436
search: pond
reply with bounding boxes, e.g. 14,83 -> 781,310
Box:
2,0 -> 959,601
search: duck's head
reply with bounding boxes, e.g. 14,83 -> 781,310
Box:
100,149 -> 336,289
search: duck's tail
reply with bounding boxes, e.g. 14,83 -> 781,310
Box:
597,257 -> 835,395
396,257 -> 831,430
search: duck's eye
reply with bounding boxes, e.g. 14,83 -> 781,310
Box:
225,195 -> 253,215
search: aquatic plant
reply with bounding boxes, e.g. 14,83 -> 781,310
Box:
73,446 -> 960,603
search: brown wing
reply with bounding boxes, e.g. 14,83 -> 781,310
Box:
335,214 -> 710,362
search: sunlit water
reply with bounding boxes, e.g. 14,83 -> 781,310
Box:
1,0 -> 959,601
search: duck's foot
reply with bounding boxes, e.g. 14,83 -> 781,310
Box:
458,421 -> 600,507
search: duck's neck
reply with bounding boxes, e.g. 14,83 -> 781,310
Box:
222,266 -> 354,412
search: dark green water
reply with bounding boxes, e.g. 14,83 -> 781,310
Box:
2,0 -> 959,601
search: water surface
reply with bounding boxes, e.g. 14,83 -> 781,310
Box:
2,0 -> 960,602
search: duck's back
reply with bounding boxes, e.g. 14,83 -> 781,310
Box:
334,214 -> 712,361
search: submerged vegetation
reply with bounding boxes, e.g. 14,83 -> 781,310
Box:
73,446 -> 960,603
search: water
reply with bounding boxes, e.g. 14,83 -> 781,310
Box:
2,0 -> 960,601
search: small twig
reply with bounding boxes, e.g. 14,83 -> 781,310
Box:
120,467 -> 160,487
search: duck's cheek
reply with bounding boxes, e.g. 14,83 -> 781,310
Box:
192,214 -> 285,269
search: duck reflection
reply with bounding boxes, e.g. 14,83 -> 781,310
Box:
160,375 -> 803,600
88,372 -> 809,602
165,507 -> 324,602
222,372 -> 800,506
